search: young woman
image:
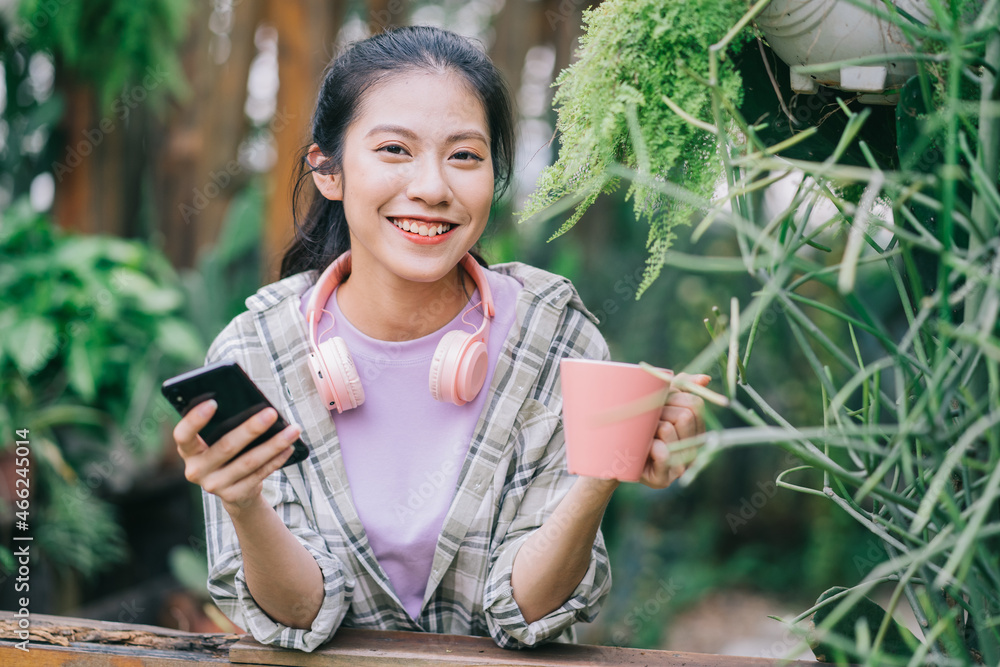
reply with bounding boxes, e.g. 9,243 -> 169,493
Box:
173,26 -> 708,653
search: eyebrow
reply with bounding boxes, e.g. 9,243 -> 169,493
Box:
365,124 -> 489,145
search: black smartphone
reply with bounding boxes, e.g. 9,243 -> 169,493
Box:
161,360 -> 309,467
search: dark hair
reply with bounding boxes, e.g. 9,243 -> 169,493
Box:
279,26 -> 516,279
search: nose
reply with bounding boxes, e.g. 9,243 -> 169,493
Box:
404,157 -> 452,207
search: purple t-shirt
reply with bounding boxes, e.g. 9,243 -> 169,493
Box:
299,267 -> 521,620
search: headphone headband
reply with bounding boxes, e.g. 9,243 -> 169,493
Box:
305,250 -> 496,410
307,250 -> 495,331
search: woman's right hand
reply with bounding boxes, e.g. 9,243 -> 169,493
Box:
173,400 -> 301,514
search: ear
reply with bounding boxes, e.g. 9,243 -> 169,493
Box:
306,143 -> 343,201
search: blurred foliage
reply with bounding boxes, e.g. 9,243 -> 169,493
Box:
12,0 -> 192,113
518,0 -> 1000,663
178,180 -> 267,351
0,18 -> 64,208
0,198 -> 204,578
517,0 -> 749,298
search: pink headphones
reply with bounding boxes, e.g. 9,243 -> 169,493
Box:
305,251 -> 496,412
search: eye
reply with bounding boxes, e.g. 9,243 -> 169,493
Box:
452,151 -> 483,162
377,144 -> 408,156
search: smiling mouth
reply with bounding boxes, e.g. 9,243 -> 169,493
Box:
389,217 -> 454,237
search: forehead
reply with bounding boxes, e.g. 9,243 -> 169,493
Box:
351,69 -> 489,141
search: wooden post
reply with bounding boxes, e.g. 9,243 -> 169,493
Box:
261,0 -> 346,282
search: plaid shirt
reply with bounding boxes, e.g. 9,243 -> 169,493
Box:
202,261 -> 612,652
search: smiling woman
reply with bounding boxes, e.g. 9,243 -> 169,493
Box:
169,25 -> 708,654
306,69 -> 496,335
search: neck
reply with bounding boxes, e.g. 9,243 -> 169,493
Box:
335,257 -> 474,342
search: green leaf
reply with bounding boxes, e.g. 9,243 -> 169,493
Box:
168,545 -> 210,596
0,545 -> 14,575
213,185 -> 263,265
113,268 -> 183,313
155,319 -> 205,362
811,586 -> 922,663
67,336 -> 97,402
0,198 -> 51,252
9,316 -> 59,376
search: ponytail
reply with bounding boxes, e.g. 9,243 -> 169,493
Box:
280,147 -> 351,279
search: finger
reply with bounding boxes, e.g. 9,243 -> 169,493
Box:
217,441 -> 296,505
641,439 -> 683,489
203,407 -> 280,470
174,400 -> 217,458
660,406 -> 700,441
663,392 -> 704,409
662,393 -> 706,434
655,419 -> 679,445
673,372 -> 712,388
201,424 -> 300,495
665,462 -> 687,486
642,439 -> 670,485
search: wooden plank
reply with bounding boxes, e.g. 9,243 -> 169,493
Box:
0,610 -> 239,665
230,628 -> 824,667
0,611 -> 826,666
0,641 -> 233,666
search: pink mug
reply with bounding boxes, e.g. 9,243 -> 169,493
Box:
560,359 -> 670,482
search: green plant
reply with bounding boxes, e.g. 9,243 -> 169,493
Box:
516,0 -> 749,297
15,0 -> 192,112
528,0 -> 1000,663
0,197 -> 204,580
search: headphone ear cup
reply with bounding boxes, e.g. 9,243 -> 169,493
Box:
454,339 -> 488,404
308,350 -> 339,410
429,330 -> 465,404
317,335 -> 365,411
429,330 -> 488,406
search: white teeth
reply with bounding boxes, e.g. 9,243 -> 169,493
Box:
391,218 -> 452,236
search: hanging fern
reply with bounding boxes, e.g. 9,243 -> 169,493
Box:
518,0 -> 749,297
16,0 -> 191,113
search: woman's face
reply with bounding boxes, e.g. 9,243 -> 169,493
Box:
313,69 -> 495,286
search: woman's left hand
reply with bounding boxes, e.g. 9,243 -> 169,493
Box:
639,373 -> 710,489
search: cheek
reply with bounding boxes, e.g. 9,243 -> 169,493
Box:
460,168 -> 495,214
346,159 -> 400,203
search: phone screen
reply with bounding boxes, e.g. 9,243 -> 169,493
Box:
162,361 -> 309,467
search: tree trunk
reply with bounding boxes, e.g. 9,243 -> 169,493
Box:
51,63 -> 148,238
151,0 -> 263,268
262,0 -> 346,282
